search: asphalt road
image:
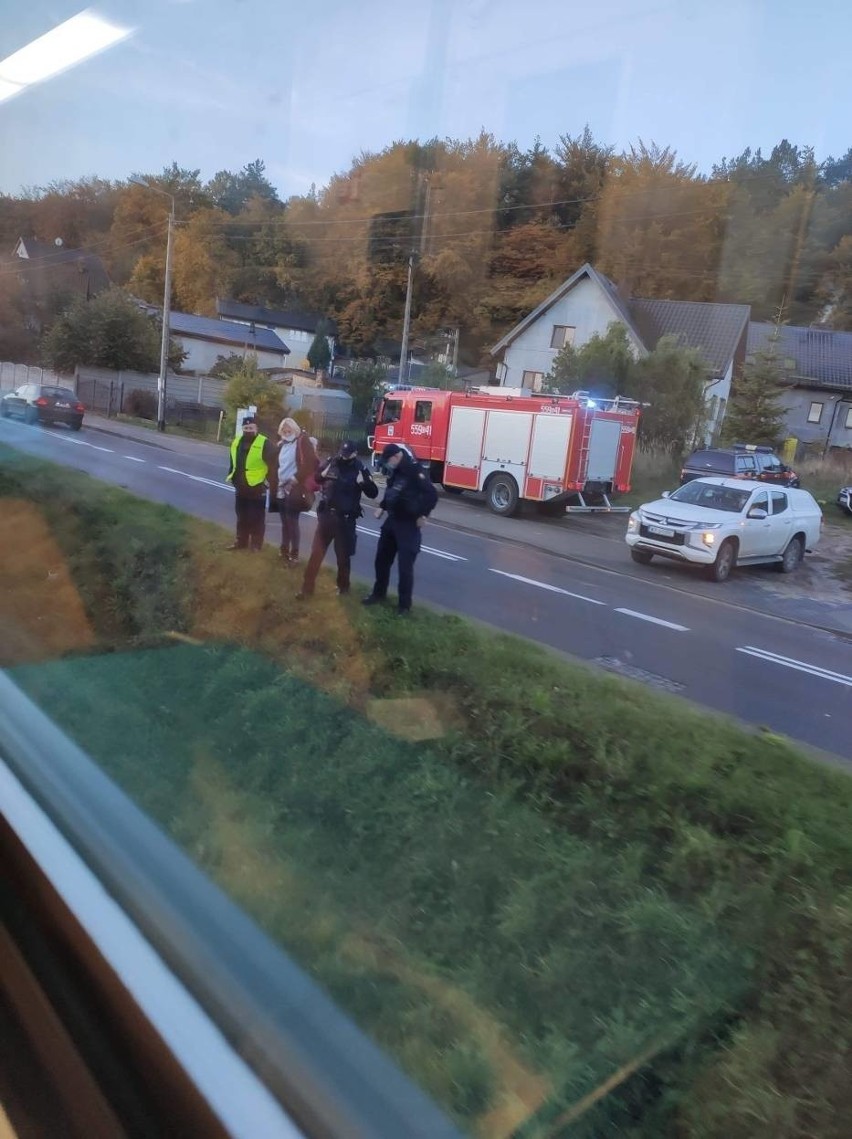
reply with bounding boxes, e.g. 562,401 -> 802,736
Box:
3,416 -> 851,763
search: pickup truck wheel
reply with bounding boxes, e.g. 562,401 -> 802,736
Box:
486,474 -> 520,516
778,535 -> 803,574
707,539 -> 736,583
630,549 -> 654,565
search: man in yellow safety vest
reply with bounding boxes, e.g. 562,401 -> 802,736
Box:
225,415 -> 279,551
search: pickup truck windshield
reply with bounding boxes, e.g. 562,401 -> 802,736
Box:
670,482 -> 752,513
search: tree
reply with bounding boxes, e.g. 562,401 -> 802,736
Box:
544,325 -> 708,454
544,323 -> 635,396
222,355 -> 283,428
345,359 -> 388,421
418,361 -> 457,389
307,324 -> 332,372
625,335 -> 708,454
41,289 -> 183,373
722,330 -> 788,447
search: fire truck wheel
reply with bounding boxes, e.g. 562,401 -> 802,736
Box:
441,484 -> 464,495
486,474 -> 520,516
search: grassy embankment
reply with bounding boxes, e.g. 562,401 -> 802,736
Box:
2,441 -> 851,1138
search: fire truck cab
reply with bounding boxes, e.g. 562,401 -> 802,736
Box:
369,386 -> 641,516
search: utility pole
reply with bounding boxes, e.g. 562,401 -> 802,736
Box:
398,173 -> 432,384
131,177 -> 175,432
451,326 -> 460,375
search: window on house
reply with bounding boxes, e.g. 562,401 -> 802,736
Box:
845,407 -> 852,430
522,370 -> 544,391
550,325 -> 575,350
807,401 -> 824,424
414,400 -> 432,423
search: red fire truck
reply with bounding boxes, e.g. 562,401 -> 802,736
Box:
368,386 -> 642,516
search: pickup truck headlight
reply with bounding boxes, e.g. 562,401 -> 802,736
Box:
627,512 -> 640,533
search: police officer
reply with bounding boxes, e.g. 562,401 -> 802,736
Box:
362,443 -> 438,614
296,440 -> 379,599
225,415 -> 278,551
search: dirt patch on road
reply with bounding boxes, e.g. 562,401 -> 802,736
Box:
772,523 -> 852,602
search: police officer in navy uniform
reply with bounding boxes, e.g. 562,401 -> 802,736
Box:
225,415 -> 278,551
363,443 -> 438,614
296,440 -> 379,599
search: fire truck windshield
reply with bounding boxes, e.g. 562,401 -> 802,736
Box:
378,399 -> 402,425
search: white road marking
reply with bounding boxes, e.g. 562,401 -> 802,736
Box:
158,466 -> 234,492
736,646 -> 852,688
123,455 -> 145,463
53,435 -> 90,446
90,444 -> 114,452
354,524 -> 465,561
614,608 -> 690,632
489,569 -> 605,604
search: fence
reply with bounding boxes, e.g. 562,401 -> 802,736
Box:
0,362 -> 65,392
75,365 -> 228,409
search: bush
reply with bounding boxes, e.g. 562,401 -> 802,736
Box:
124,388 -> 157,420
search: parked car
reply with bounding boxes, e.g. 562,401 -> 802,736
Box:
0,383 -> 85,430
626,477 -> 822,582
838,485 -> 852,517
680,444 -> 799,487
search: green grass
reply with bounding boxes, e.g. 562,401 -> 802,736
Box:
115,412 -> 226,443
3,441 -> 852,1138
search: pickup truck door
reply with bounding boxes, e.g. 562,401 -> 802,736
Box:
741,490 -> 776,556
770,491 -> 794,549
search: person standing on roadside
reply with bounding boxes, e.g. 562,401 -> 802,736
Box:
296,440 -> 378,600
276,417 -> 317,566
225,415 -> 278,552
362,443 -> 438,614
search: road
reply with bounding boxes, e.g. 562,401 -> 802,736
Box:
2,415 -> 851,763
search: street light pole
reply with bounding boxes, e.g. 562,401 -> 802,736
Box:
130,177 -> 175,432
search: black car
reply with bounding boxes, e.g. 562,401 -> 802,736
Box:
0,383 -> 85,430
680,445 -> 799,488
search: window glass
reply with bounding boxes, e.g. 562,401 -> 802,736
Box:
379,399 -> 402,424
414,400 -> 432,423
807,401 -> 824,423
771,491 -> 789,514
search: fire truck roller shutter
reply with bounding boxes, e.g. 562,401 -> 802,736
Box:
586,418 -> 623,486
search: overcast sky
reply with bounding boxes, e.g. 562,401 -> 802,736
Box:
1,0 -> 849,197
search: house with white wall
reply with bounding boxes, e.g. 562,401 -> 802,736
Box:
168,311 -> 290,374
490,263 -> 750,442
216,300 -> 335,370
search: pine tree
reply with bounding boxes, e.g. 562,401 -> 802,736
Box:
307,323 -> 332,372
722,323 -> 788,446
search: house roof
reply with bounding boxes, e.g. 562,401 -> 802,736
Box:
490,263 -> 645,356
747,322 -> 852,393
490,262 -> 751,378
629,298 -> 750,377
216,298 -> 338,337
170,311 -> 289,354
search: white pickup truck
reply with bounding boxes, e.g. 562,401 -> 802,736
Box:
626,477 -> 823,582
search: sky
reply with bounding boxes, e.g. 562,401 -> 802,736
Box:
0,0 -> 850,198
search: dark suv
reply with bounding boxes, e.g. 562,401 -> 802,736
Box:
0,383 -> 85,430
680,445 -> 799,487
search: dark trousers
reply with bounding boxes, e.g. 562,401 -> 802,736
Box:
301,511 -> 357,595
234,495 -> 266,550
280,508 -> 302,558
372,518 -> 421,611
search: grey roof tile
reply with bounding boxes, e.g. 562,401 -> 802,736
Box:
747,322 -> 852,392
629,298 -> 750,376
